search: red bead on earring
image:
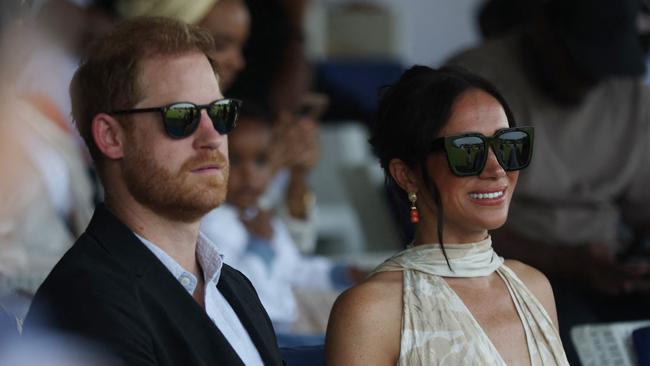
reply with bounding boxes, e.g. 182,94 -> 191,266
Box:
408,192 -> 419,224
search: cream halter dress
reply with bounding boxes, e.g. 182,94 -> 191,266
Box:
371,237 -> 569,365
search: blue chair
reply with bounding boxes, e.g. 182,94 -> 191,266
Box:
315,60 -> 404,121
280,345 -> 325,366
634,326 -> 650,366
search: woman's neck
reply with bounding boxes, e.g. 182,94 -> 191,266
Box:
412,223 -> 489,246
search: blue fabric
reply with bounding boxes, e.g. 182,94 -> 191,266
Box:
329,264 -> 353,289
277,333 -> 324,348
0,304 -> 18,340
280,344 -> 325,366
633,326 -> 650,366
246,235 -> 276,270
315,60 -> 404,121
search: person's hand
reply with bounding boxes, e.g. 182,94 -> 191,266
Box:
289,115 -> 320,171
571,242 -> 650,296
270,109 -> 320,220
269,110 -> 320,174
268,110 -> 292,172
240,208 -> 274,241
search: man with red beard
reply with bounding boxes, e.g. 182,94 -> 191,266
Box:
24,17 -> 284,366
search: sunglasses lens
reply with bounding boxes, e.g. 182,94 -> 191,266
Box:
208,99 -> 241,134
493,130 -> 532,171
164,103 -> 200,138
446,136 -> 487,176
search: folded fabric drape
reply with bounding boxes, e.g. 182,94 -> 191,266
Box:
371,236 -> 569,365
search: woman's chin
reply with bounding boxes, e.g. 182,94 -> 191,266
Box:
477,216 -> 508,232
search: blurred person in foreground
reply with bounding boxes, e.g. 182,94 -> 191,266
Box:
24,17 -> 283,365
0,4 -> 117,365
448,0 -> 650,363
326,66 -> 568,365
19,0 -> 115,128
201,104 -> 359,345
0,0 -> 97,317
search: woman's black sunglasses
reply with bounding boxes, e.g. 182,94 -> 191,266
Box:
431,126 -> 534,177
110,98 -> 242,139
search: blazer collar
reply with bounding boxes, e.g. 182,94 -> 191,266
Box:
85,204 -> 157,277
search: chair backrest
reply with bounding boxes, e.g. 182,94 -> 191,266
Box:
634,326 -> 650,366
280,345 -> 325,366
572,320 -> 650,366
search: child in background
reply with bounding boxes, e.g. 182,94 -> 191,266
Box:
200,103 -> 358,345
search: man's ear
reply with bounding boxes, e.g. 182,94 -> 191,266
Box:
92,113 -> 126,160
388,158 -> 419,193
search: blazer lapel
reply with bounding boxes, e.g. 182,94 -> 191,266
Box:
218,267 -> 283,366
140,264 -> 245,365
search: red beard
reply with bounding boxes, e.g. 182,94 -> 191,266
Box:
123,143 -> 229,223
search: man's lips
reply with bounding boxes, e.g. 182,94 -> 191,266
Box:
191,163 -> 223,173
184,153 -> 228,174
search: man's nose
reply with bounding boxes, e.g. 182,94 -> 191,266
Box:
193,109 -> 226,149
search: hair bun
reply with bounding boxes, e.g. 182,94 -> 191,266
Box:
399,65 -> 435,82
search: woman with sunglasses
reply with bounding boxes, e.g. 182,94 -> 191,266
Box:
325,66 -> 569,365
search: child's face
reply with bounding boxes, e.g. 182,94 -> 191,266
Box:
226,118 -> 273,209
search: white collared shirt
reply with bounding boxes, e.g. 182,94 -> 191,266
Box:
136,232 -> 264,366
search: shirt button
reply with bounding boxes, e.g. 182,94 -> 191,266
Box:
180,276 -> 191,287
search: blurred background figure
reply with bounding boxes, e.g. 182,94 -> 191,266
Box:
224,0 -> 324,254
641,0 -> 650,84
448,0 -> 650,363
117,0 -> 250,92
475,0 -> 530,40
228,0 -> 311,114
201,103 -> 361,346
198,0 -> 250,91
0,0 -> 112,321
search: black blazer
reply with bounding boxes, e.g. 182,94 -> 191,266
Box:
25,205 -> 284,366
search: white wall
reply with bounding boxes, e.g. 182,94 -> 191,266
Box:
400,0 -> 483,66
308,0 -> 484,66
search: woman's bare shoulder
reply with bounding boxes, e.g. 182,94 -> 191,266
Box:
325,271 -> 403,366
329,271 -> 403,328
504,260 -> 551,295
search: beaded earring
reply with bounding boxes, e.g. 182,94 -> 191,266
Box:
408,192 -> 419,224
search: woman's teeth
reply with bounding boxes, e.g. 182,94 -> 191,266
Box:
469,191 -> 504,200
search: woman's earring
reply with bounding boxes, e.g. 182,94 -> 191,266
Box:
408,192 -> 419,224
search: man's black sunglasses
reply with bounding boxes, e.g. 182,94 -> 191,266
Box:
110,98 -> 242,139
431,126 -> 534,177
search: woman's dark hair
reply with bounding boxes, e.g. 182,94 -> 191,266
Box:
369,65 -> 516,268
